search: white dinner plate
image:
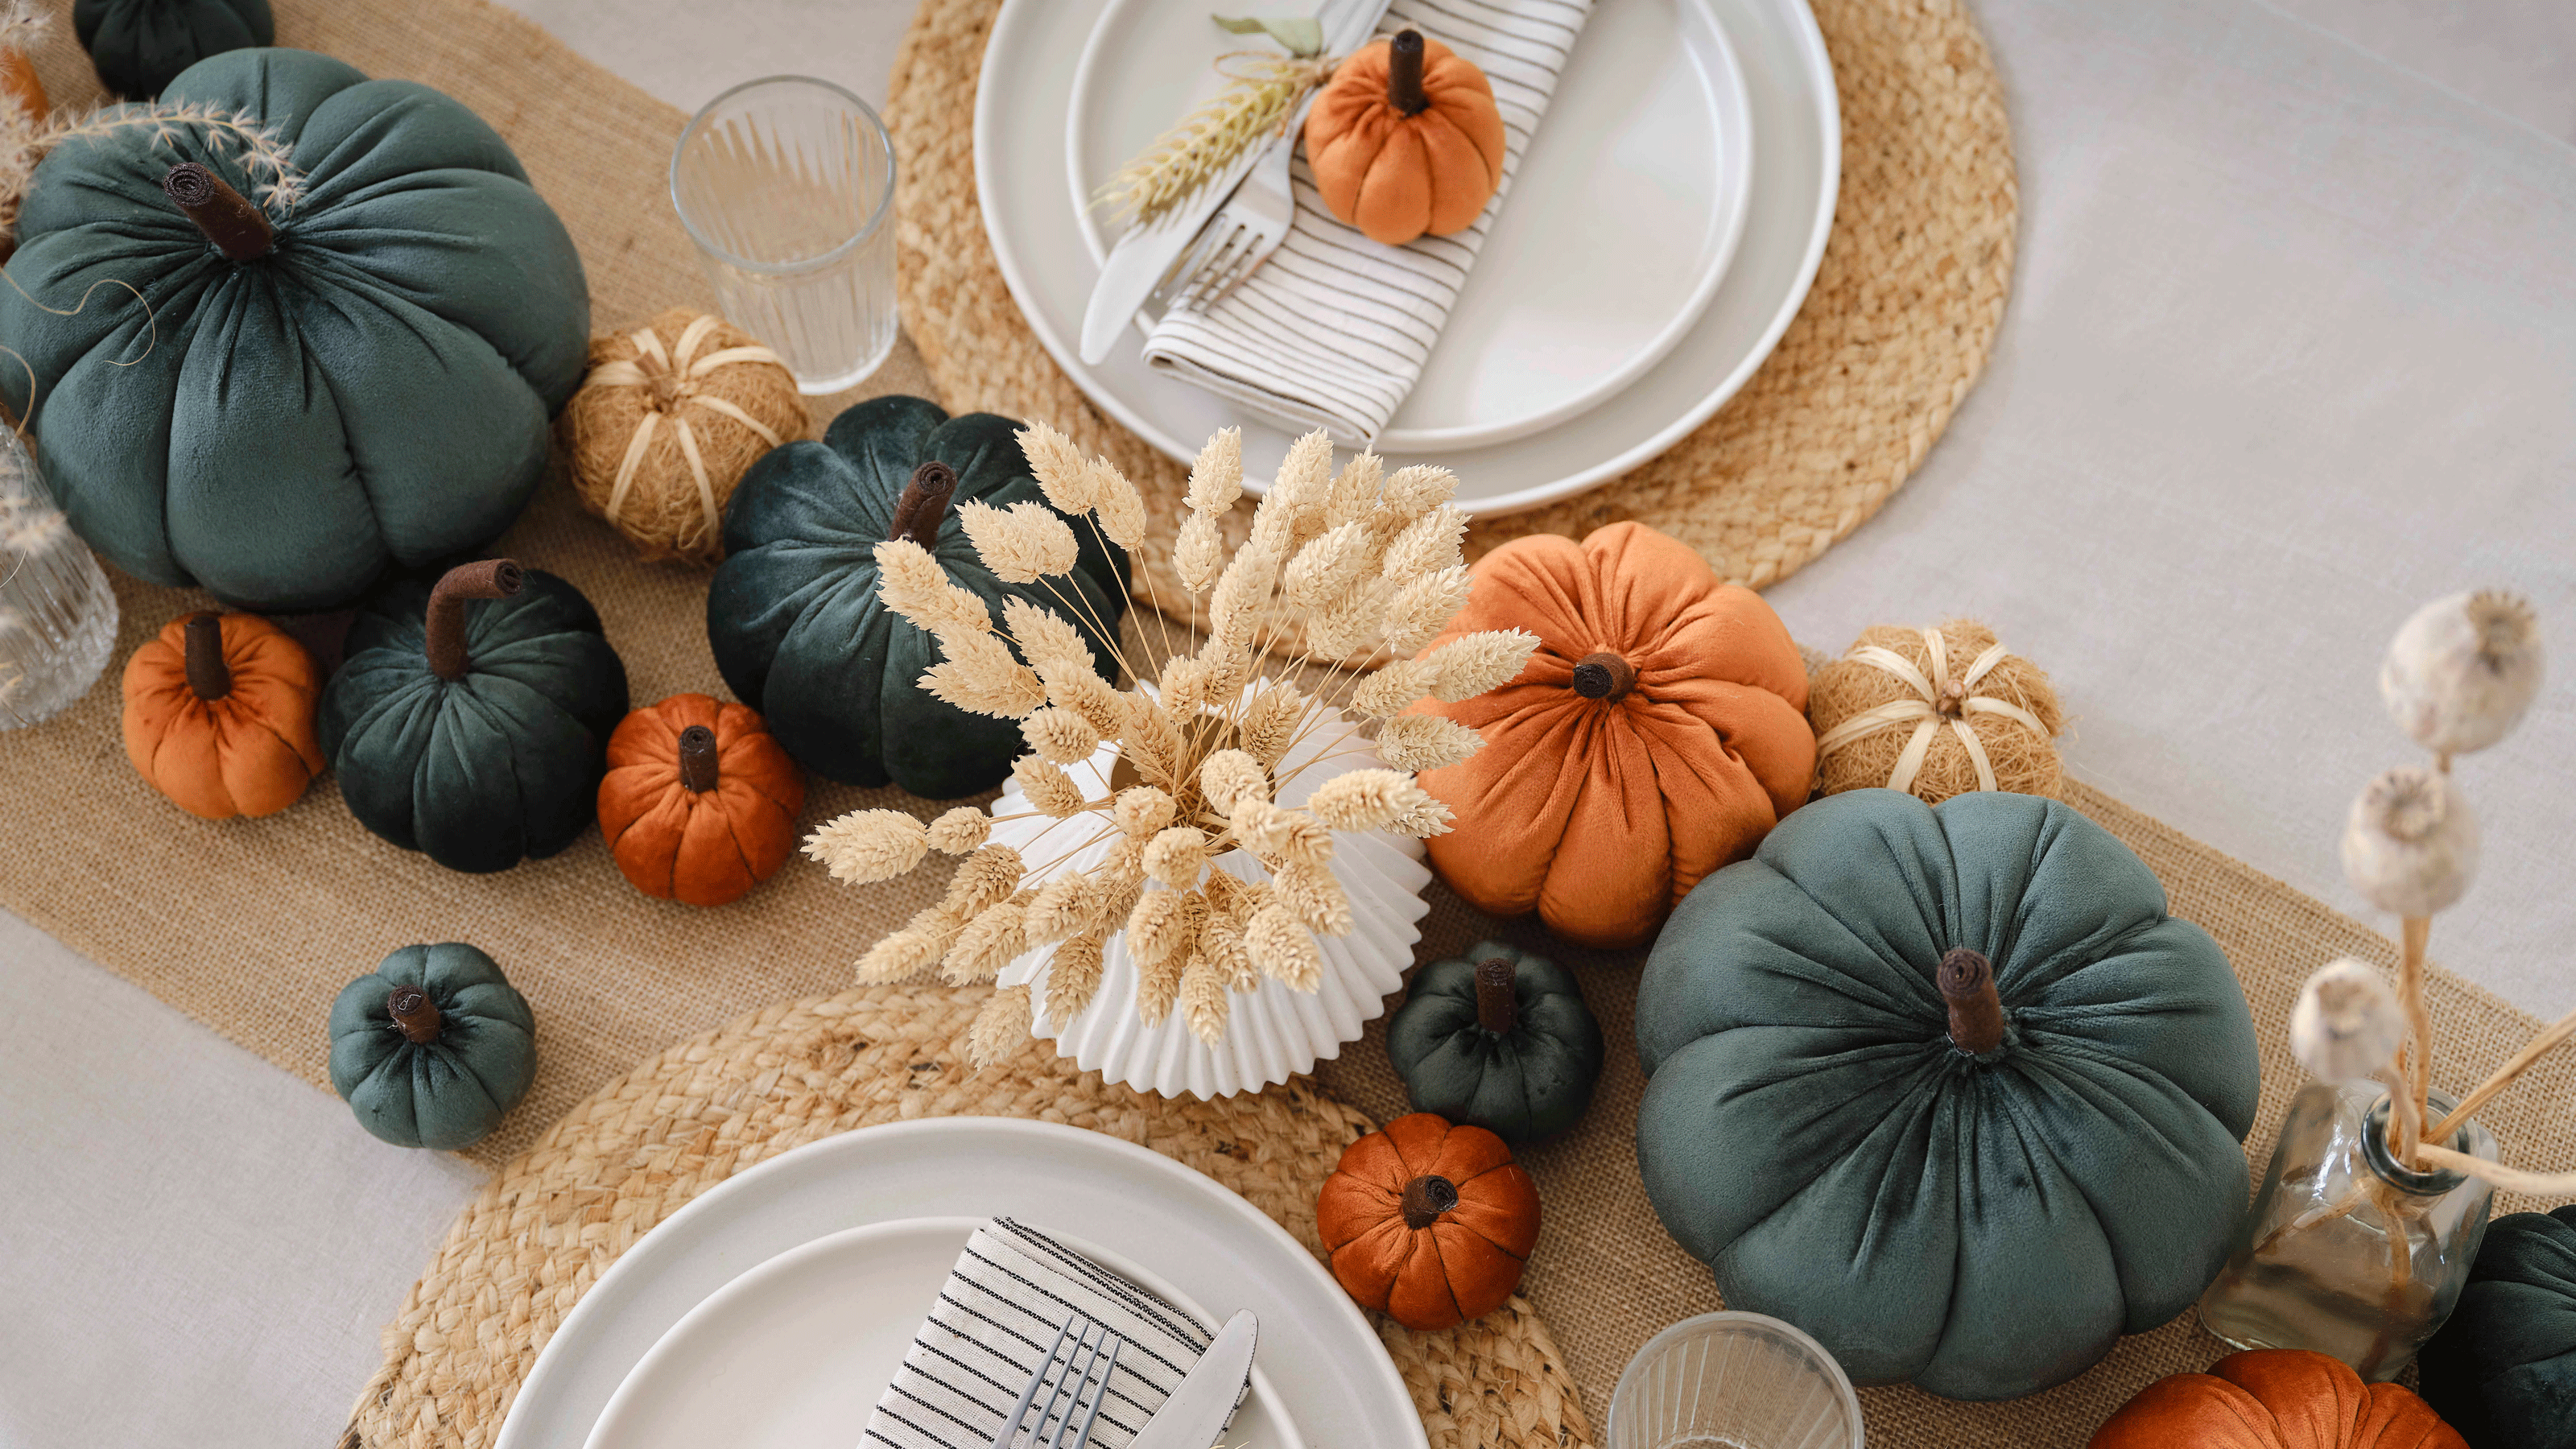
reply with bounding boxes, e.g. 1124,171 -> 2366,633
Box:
1064,0 -> 1755,452
582,1217 -> 1301,1449
496,1117 -> 1425,1449
976,0 -> 1838,514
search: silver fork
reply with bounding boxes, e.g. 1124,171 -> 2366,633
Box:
988,1312 -> 1126,1449
1161,99 -> 1306,312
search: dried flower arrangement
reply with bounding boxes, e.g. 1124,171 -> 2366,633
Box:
804,423 -> 1537,1068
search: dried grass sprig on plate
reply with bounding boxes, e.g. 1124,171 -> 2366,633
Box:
1090,14 -> 1335,229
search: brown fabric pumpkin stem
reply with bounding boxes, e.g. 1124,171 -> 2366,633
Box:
182,613 -> 232,700
1938,947 -> 2006,1054
160,163 -> 275,262
887,460 -> 959,547
677,725 -> 720,793
1386,30 -> 1430,116
425,559 -> 526,682
1570,652 -> 1637,703
1400,1173 -> 1459,1229
386,986 -> 442,1045
1474,956 -> 1517,1035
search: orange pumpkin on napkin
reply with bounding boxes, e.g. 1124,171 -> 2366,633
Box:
1304,29 -> 1506,246
1406,522 -> 1813,950
2089,1350 -> 2467,1449
598,693 -> 805,907
122,611 -> 325,819
1316,1113 -> 1538,1330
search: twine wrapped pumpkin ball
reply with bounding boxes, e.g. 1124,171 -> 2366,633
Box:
559,308 -> 804,564
1807,619 -> 2065,802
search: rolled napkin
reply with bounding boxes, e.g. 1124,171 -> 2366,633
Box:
865,1218 -> 1245,1449
1141,0 -> 1597,447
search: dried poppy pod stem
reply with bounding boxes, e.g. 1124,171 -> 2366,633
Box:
1569,651 -> 1636,704
1400,1172 -> 1458,1228
887,460 -> 958,547
677,724 -> 720,793
1938,947 -> 2006,1055
386,985 -> 442,1044
182,613 -> 231,700
1474,955 -> 1517,1035
1386,30 -> 1431,116
424,559 -> 526,681
161,163 -> 275,262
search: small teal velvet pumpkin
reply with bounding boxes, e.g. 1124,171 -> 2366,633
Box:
0,49 -> 589,612
1387,940 -> 1603,1142
328,943 -> 535,1150
319,559 -> 629,873
708,396 -> 1127,796
1633,789 -> 2261,1401
2419,1205 -> 2576,1449
73,0 -> 274,98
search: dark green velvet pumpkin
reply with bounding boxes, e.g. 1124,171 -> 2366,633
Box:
1633,788 -> 2262,1401
1388,940 -> 1603,1142
328,942 -> 535,1150
73,0 -> 273,98
2419,1205 -> 2576,1448
708,396 -> 1128,797
0,48 -> 588,613
320,559 -> 629,874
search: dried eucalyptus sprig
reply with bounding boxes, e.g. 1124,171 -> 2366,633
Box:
1091,15 -> 1335,229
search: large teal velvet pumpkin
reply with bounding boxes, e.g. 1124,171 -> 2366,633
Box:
2419,1205 -> 2576,1449
73,0 -> 274,98
708,396 -> 1127,797
320,559 -> 629,873
0,48 -> 589,613
1634,789 -> 2261,1401
328,942 -> 535,1150
1387,940 -> 1604,1142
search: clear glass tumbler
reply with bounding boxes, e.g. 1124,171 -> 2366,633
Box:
1609,1312 -> 1864,1449
0,428 -> 117,729
671,76 -> 898,394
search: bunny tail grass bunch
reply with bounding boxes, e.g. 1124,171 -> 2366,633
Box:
805,423 -> 1538,1068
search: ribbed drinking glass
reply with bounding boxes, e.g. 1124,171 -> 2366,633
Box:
0,428 -> 116,729
1609,1312 -> 1864,1449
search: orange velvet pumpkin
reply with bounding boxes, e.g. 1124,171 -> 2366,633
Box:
598,693 -> 806,907
1304,29 -> 1506,246
2091,1350 -> 2467,1449
1405,522 -> 1814,950
1315,1113 -> 1539,1330
122,611 -> 324,819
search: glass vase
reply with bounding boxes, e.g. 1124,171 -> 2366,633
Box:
2198,1081 -> 2498,1380
0,431 -> 117,729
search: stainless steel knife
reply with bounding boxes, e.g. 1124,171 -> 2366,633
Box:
1125,1311 -> 1259,1449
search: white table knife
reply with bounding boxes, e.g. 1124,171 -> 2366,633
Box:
1125,1311 -> 1260,1449
1076,0 -> 1397,365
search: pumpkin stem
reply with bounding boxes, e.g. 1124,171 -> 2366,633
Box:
678,724 -> 720,793
1570,652 -> 1637,704
1400,1173 -> 1459,1229
1473,956 -> 1517,1035
424,559 -> 526,682
1386,30 -> 1432,117
887,460 -> 959,548
386,985 -> 443,1045
1938,947 -> 2007,1055
182,613 -> 232,701
160,163 -> 275,262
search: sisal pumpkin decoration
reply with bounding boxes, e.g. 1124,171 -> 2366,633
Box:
1808,619 -> 2065,803
1316,1113 -> 1539,1331
560,309 -> 805,565
1635,788 -> 2264,1400
1406,521 -> 1814,951
2417,1205 -> 2576,1449
599,693 -> 807,908
320,559 -> 630,874
121,611 -> 324,819
328,942 -> 536,1151
2090,1349 -> 2468,1449
1386,939 -> 1602,1143
72,0 -> 270,98
1304,29 -> 1506,246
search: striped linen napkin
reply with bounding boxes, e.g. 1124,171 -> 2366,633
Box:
1141,0 -> 1597,448
863,1219 -> 1244,1449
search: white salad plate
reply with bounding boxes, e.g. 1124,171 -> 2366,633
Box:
495,1117 -> 1425,1449
976,0 -> 1839,515
580,1216 -> 1300,1449
1064,0 -> 1755,452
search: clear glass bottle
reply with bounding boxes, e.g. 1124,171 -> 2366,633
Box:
0,430 -> 117,729
2199,1081 -> 2498,1381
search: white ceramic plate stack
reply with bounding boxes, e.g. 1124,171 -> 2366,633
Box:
977,0 -> 1841,514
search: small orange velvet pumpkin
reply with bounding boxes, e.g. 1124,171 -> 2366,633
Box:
1316,1113 -> 1538,1330
1304,29 -> 1506,246
2090,1350 -> 2467,1449
598,693 -> 806,907
1406,522 -> 1814,950
122,611 -> 324,819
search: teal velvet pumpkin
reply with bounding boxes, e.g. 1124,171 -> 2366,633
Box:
1387,940 -> 1604,1142
2419,1205 -> 2576,1449
708,396 -> 1128,796
0,48 -> 589,613
1633,788 -> 2261,1401
73,0 -> 273,98
319,559 -> 629,873
328,942 -> 535,1150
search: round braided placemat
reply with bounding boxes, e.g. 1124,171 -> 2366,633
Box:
888,0 -> 2017,607
339,984 -> 1591,1449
